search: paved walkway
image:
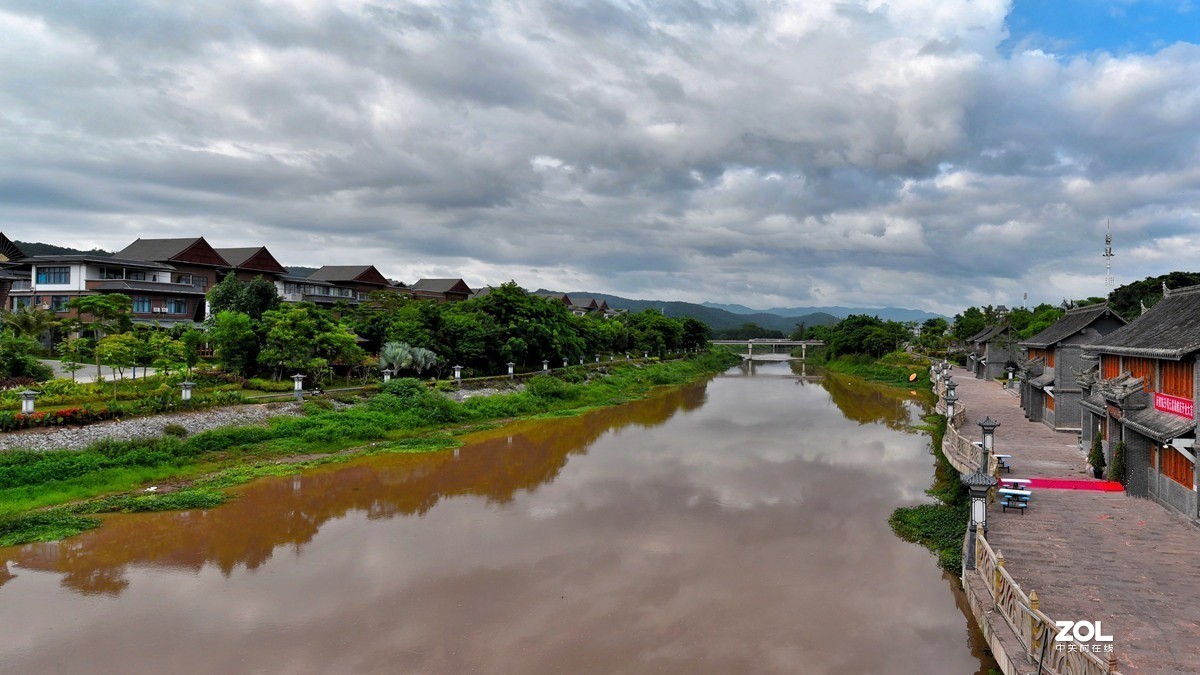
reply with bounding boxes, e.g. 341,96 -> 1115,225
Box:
39,360 -> 157,383
947,365 -> 1200,674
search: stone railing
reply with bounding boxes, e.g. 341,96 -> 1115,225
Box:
974,536 -> 1120,674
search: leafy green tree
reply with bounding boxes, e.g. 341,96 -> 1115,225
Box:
67,294 -> 133,376
0,331 -> 54,381
1,305 -> 58,340
682,317 -> 711,350
179,328 -> 205,375
1109,441 -> 1128,486
208,274 -> 282,320
96,332 -> 139,379
55,336 -> 87,381
257,303 -> 365,380
952,307 -> 986,340
1108,272 -> 1200,321
1088,434 -> 1106,480
208,311 -> 259,377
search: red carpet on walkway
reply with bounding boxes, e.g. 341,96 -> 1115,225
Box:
1027,477 -> 1125,492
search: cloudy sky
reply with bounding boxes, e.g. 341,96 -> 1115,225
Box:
1,0 -> 1198,313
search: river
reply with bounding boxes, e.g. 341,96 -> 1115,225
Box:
0,361 -> 996,673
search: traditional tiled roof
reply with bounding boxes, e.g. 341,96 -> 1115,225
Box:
973,323 -> 1011,343
117,237 -> 229,267
307,265 -> 389,285
1030,367 -> 1055,389
214,247 -> 288,274
1080,391 -> 1107,415
1020,304 -> 1125,349
1087,284 -> 1200,359
966,326 -> 993,343
1121,406 -> 1197,444
412,278 -> 471,294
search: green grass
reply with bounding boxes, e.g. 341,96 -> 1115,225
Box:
822,352 -> 932,389
0,351 -> 740,546
889,413 -> 971,572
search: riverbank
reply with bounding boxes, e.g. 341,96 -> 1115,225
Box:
0,352 -> 741,547
820,351 -> 932,388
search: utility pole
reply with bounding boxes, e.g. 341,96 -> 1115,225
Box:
1104,218 -> 1115,293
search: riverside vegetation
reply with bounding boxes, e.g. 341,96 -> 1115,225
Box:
0,351 -> 740,547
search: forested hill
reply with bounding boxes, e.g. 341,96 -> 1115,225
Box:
15,241 -> 113,257
554,290 -> 839,333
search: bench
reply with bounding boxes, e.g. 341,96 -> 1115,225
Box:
1001,499 -> 1028,513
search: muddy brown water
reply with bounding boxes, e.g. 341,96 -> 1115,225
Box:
0,362 -> 997,673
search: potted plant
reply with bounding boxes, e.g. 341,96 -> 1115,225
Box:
1088,434 -> 1107,480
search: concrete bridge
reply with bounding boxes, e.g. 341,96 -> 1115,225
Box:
709,339 -> 825,361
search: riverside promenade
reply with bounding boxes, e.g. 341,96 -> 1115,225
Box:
947,365 -> 1200,674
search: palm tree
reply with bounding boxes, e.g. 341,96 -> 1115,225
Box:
1,305 -> 58,340
379,341 -> 440,375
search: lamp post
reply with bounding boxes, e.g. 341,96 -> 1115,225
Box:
179,381 -> 195,403
643,351 -> 648,359
609,354 -> 614,362
625,352 -> 630,361
382,368 -> 394,383
507,362 -> 515,379
291,374 -> 305,401
579,356 -> 584,366
19,390 -> 36,415
962,470 -> 998,569
978,417 -> 1000,471
542,360 -> 549,373
453,365 -> 463,384
1006,366 -> 1016,390
945,381 -> 958,420
595,354 -> 600,365
563,358 -> 569,368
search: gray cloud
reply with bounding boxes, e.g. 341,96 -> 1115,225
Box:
0,0 -> 1198,313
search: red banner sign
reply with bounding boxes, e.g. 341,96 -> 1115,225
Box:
1154,392 -> 1195,420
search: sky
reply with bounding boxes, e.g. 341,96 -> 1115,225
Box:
1,0 -> 1198,315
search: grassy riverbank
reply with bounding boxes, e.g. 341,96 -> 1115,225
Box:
821,351 -> 932,388
0,351 -> 740,547
889,414 -> 970,571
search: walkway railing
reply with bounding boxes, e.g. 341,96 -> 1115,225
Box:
974,536 -> 1120,674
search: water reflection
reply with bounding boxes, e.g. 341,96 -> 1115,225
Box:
0,362 -> 994,674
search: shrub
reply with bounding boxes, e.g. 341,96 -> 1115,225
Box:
162,423 -> 189,438
1109,440 -> 1128,486
1088,434 -> 1106,479
525,375 -> 577,401
301,398 -> 336,413
245,378 -> 294,392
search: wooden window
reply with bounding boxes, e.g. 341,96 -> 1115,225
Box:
1125,357 -> 1155,391
1160,445 -> 1194,489
1046,395 -> 1055,411
1047,349 -> 1055,367
1101,354 -> 1120,379
1161,360 -> 1194,399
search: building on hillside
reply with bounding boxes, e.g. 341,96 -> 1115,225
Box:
1081,283 -> 1200,521
967,323 -> 1018,380
214,247 -> 289,283
533,292 -> 572,305
469,286 -> 495,300
410,278 -> 472,303
568,296 -> 609,317
116,237 -> 230,292
1017,304 -> 1126,432
5,254 -> 206,324
298,265 -> 392,304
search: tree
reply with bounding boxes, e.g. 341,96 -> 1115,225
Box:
179,328 -> 205,375
55,336 -> 88,381
68,294 -> 133,376
0,330 -> 54,381
681,317 -> 711,351
1,305 -> 58,340
257,304 -> 365,380
208,274 -> 282,320
1109,441 -> 1128,486
208,311 -> 260,377
952,307 -> 986,340
96,332 -> 139,380
1108,272 -> 1200,321
380,341 -> 440,375
1088,434 -> 1106,480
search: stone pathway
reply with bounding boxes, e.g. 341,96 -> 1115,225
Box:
947,365 -> 1200,674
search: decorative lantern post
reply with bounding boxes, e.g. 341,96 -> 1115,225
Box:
945,380 -> 958,420
542,359 -> 549,373
625,352 -> 630,361
179,380 -> 195,403
595,354 -> 600,365
978,417 -> 1000,471
563,358 -> 569,368
961,470 -> 997,569
453,365 -> 463,384
579,356 -> 584,365
609,354 -> 614,362
19,390 -> 36,415
291,374 -> 305,401
507,362 -> 515,379
382,368 -> 394,383
1006,366 -> 1016,390
643,351 -> 649,359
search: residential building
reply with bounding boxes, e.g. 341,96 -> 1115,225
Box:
410,278 -> 472,303
966,323 -> 1018,380
568,296 -> 609,316
1017,304 -> 1126,432
295,265 -> 391,304
1081,284 -> 1200,521
214,247 -> 289,282
116,237 -> 230,292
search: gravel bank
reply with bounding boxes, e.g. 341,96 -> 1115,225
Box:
446,384 -> 525,402
0,403 -> 301,452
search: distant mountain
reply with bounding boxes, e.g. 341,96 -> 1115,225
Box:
550,290 -> 839,333
286,266 -> 318,277
15,241 -> 113,258
701,301 -> 944,322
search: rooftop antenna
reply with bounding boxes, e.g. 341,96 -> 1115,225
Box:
1103,218 -> 1114,293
